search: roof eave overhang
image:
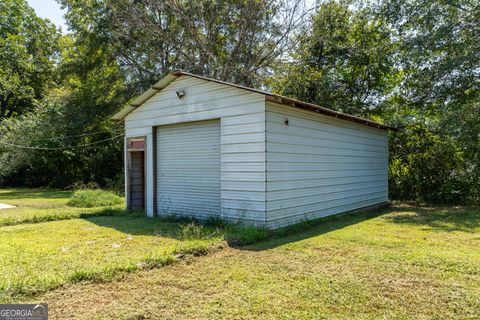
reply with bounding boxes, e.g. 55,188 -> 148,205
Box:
111,72 -> 179,121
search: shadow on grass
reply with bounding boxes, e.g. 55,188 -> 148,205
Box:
236,207 -> 391,251
84,211 -> 230,244
85,207 -> 394,250
0,189 -> 72,200
383,206 -> 480,233
0,207 -> 130,227
84,212 -> 184,237
58,203 -> 477,251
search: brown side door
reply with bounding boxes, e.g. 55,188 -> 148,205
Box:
129,151 -> 145,211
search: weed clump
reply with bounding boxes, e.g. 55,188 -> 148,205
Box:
67,189 -> 124,208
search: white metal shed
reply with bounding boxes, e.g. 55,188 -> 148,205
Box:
113,71 -> 391,229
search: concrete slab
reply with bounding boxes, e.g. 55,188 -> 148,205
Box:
0,203 -> 15,209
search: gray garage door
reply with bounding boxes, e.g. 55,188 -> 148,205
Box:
156,120 -> 221,218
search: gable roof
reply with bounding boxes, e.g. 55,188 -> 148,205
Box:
112,70 -> 393,131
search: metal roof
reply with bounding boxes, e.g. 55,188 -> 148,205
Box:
112,70 -> 394,131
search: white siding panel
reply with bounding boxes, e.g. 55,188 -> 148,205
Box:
267,108 -> 387,142
222,142 -> 265,153
267,181 -> 387,201
268,171 -> 387,181
221,122 -> 265,135
266,102 -> 388,228
157,120 -> 221,218
222,180 -> 266,192
267,196 -> 387,229
222,162 -> 266,172
222,200 -> 265,212
267,152 -> 386,164
125,75 -> 266,224
145,132 -> 154,216
268,175 -> 387,191
268,133 -> 385,153
222,152 -> 265,163
221,132 -> 265,144
221,113 -> 265,126
222,171 -> 265,182
220,209 -> 267,227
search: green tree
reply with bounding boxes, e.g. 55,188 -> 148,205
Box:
0,0 -> 59,119
380,0 -> 480,204
381,0 -> 479,114
389,120 -> 467,204
54,34 -> 126,187
268,1 -> 398,116
58,0 -> 310,89
0,33 -> 126,188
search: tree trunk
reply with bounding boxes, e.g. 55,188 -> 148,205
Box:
0,94 -> 13,119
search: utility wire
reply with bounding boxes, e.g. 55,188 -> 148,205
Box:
27,130 -> 124,141
0,134 -> 124,151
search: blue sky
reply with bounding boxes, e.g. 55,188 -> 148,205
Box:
27,0 -> 68,33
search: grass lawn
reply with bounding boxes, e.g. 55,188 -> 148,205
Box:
0,188 -> 124,226
0,216 -> 224,303
22,205 -> 480,320
0,188 -> 228,303
2,188 -> 479,319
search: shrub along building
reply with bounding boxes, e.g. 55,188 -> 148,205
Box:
113,71 -> 392,229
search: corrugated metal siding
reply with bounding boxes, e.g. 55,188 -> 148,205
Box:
125,76 -> 266,224
156,120 -> 221,218
266,102 -> 388,229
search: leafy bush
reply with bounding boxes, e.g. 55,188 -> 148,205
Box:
388,122 -> 475,204
0,96 -> 124,189
67,189 -> 124,208
104,173 -> 125,196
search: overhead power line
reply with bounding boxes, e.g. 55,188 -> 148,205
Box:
28,130 -> 124,141
0,134 -> 124,151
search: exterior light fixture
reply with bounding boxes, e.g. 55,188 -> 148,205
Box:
176,90 -> 186,99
